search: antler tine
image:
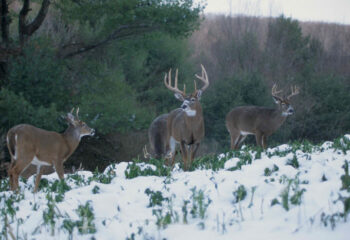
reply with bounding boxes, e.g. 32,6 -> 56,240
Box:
164,68 -> 185,96
287,85 -> 300,100
194,64 -> 209,92
70,108 -> 74,114
75,107 -> 80,120
271,83 -> 283,97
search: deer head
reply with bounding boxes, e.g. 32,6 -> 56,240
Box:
164,64 -> 209,117
271,84 -> 300,116
66,108 -> 95,138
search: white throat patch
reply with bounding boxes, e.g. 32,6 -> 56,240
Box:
185,109 -> 197,117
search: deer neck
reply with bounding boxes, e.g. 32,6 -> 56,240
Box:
62,125 -> 81,156
184,105 -> 203,127
272,108 -> 288,127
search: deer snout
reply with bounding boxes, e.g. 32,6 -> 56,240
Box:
287,106 -> 294,115
181,101 -> 189,110
90,129 -> 95,136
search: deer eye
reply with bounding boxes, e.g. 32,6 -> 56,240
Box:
191,98 -> 196,102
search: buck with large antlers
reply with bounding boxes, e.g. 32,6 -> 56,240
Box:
164,64 -> 209,170
226,84 -> 300,149
7,108 -> 95,192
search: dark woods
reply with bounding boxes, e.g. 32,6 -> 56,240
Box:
0,0 -> 349,176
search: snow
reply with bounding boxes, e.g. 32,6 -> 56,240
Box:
1,136 -> 350,239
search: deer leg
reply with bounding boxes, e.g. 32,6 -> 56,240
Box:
236,135 -> 247,149
229,130 -> 241,150
189,143 -> 200,168
8,156 -> 32,191
262,135 -> 268,149
255,132 -> 263,148
180,141 -> 189,171
34,166 -> 44,193
53,160 -> 65,180
166,136 -> 177,167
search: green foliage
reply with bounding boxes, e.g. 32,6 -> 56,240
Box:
88,167 -> 116,184
0,88 -> 63,131
7,40 -> 71,110
125,159 -> 171,179
145,188 -> 169,207
190,187 -> 211,220
190,154 -> 227,171
264,164 -> 279,176
75,201 -> 96,234
0,178 -> 9,192
92,185 -> 100,194
286,155 -> 300,169
43,193 -> 61,236
232,185 -> 247,203
279,175 -> 306,211
57,0 -> 203,38
78,63 -> 152,133
341,161 -> 350,191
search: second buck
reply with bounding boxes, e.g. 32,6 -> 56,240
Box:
164,65 -> 209,170
7,108 -> 95,192
226,84 -> 299,149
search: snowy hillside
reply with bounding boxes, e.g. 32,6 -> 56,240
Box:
1,135 -> 350,240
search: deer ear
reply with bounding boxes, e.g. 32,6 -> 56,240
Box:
272,96 -> 282,104
66,113 -> 77,126
174,93 -> 185,101
196,90 -> 203,100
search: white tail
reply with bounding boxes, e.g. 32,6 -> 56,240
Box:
226,84 -> 300,149
7,108 -> 95,192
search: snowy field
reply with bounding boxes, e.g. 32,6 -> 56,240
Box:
1,135 -> 350,240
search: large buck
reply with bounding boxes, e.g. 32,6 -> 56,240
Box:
7,108 -> 95,192
164,64 -> 209,170
226,84 -> 299,149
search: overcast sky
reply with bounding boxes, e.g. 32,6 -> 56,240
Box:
198,0 -> 350,25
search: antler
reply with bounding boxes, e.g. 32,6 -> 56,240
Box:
75,107 -> 80,120
194,64 -> 209,92
287,85 -> 300,100
271,84 -> 283,98
164,68 -> 186,96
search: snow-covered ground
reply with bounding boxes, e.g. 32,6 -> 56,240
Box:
1,135 -> 350,239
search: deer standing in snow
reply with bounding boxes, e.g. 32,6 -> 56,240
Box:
226,84 -> 299,149
7,108 -> 95,192
163,65 -> 209,170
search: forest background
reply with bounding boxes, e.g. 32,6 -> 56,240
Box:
0,0 -> 349,175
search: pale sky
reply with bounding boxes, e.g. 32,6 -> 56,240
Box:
198,0 -> 350,25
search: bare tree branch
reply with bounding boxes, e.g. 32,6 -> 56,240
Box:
61,23 -> 160,58
19,0 -> 50,46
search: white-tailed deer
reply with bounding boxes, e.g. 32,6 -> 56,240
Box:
7,108 -> 95,192
226,84 -> 299,149
143,113 -> 169,160
164,65 -> 209,170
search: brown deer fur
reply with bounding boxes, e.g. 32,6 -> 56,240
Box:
7,108 -> 94,192
226,85 -> 299,149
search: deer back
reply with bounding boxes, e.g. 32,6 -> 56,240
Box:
8,124 -> 73,163
226,106 -> 287,136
